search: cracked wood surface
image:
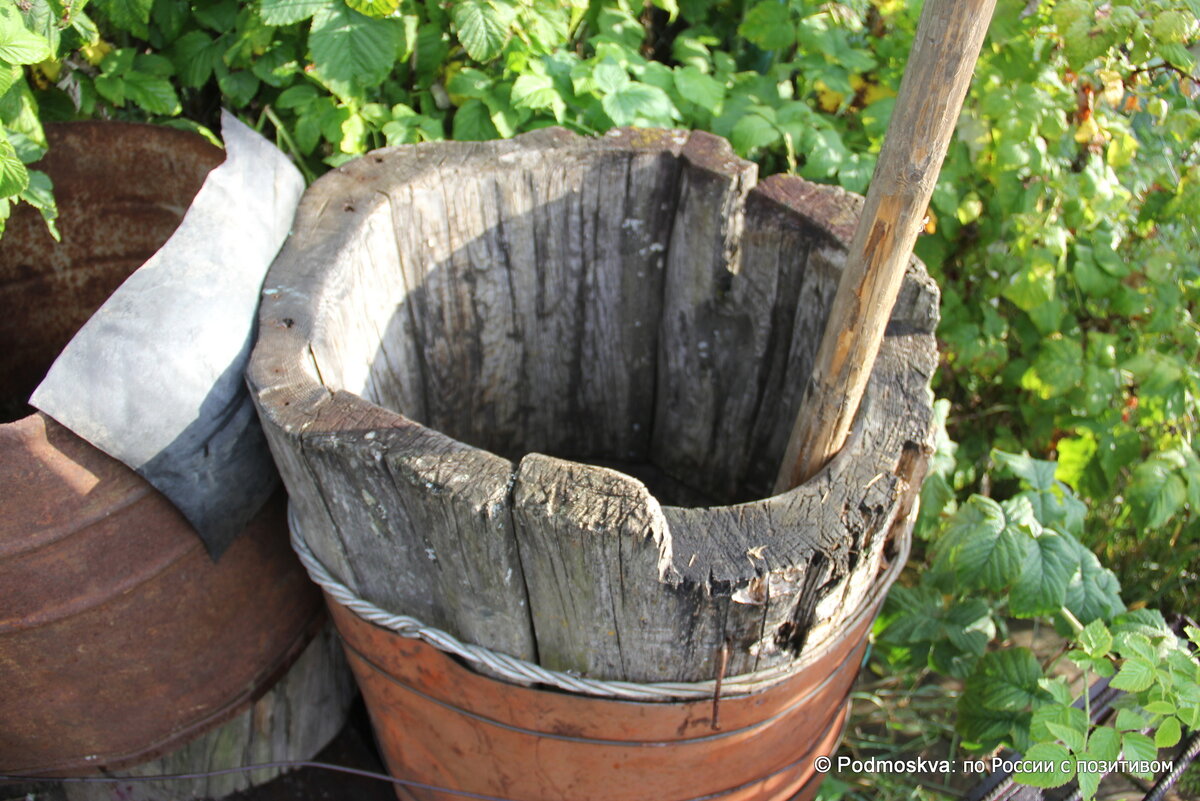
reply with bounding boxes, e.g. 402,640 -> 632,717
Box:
248,127 -> 939,683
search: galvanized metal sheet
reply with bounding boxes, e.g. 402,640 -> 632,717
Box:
30,111 -> 304,557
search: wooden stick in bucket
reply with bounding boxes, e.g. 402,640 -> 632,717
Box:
774,0 -> 998,493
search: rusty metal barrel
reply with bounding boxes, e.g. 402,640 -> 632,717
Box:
0,122 -> 354,799
249,128 -> 939,801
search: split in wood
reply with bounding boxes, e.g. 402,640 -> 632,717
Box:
248,128 -> 939,684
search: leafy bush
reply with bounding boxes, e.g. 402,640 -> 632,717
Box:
3,0 -> 1197,797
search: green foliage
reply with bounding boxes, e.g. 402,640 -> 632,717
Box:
0,3 -> 1195,798
878,448 -> 1199,799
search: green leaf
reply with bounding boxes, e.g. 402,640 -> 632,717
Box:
592,59 -> 629,94
800,126 -> 848,180
1155,716 -> 1182,749
16,0 -> 60,53
1076,756 -> 1102,799
738,1 -> 795,51
18,165 -> 51,207
193,0 -> 238,32
673,65 -> 723,112
135,53 -> 174,79
157,118 -> 221,147
1188,626 -> 1200,649
252,43 -> 302,88
649,0 -> 679,22
0,134 -> 29,197
1089,726 -> 1122,760
1039,676 -> 1074,706
451,97 -> 498,140
993,450 -> 1057,491
1003,262 -> 1055,312
936,495 -> 1032,591
347,0 -> 400,17
1160,41 -> 1196,70
1078,619 -> 1113,659
310,3 -> 403,95
1115,631 -> 1157,662
96,0 -> 154,34
0,63 -> 20,98
258,0 -> 332,26
880,584 -> 946,644
18,168 -> 57,240
1010,531 -> 1080,618
1031,703 -> 1088,753
217,70 -> 259,108
1110,657 -> 1156,692
1013,743 -> 1074,788
731,111 -> 778,155
339,110 -> 366,153
481,81 -> 526,137
0,17 -> 50,65
1025,336 -> 1085,399
510,73 -> 564,119
277,83 -> 319,109
7,129 -> 44,164
1064,546 -> 1124,624
151,0 -> 187,40
94,73 -> 126,106
124,72 -> 181,115
447,66 -> 492,100
1116,708 -> 1150,732
1126,351 -> 1187,397
1129,458 -> 1187,529
1122,732 -> 1158,773
519,2 -> 570,52
969,648 -> 1047,711
294,112 -> 321,154
451,0 -> 515,62
171,31 -> 221,89
601,82 -> 674,127
1144,700 -> 1177,717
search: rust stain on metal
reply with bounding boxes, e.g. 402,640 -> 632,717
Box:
0,122 -> 224,422
0,122 -> 323,776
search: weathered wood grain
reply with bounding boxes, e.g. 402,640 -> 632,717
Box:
248,127 -> 940,684
304,392 -> 536,660
650,132 -> 759,502
775,0 -> 995,491
60,623 -> 355,801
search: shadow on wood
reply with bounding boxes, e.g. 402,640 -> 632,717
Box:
249,127 -> 939,685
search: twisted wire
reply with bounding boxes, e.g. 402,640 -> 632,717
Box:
290,509 -> 900,702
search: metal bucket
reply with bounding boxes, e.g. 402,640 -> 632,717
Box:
323,575 -> 882,801
0,122 -> 337,779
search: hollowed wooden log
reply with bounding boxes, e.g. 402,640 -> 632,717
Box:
249,128 -> 939,683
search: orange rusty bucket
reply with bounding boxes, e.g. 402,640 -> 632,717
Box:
0,121 -> 341,783
253,129 -> 938,801
296,525 -> 906,801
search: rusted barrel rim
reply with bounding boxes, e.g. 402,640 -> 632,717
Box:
289,504 -> 912,702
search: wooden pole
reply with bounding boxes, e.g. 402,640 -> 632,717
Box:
774,0 -> 997,493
